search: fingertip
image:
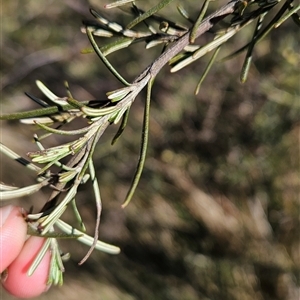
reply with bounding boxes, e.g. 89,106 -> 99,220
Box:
0,206 -> 27,272
3,236 -> 51,299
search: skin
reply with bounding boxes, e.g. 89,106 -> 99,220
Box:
0,205 -> 51,298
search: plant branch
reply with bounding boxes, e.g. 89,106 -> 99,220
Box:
133,0 -> 241,82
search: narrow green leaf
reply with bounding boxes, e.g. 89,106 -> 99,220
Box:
27,226 -> 83,239
35,122 -> 91,136
126,0 -> 175,29
0,183 -> 18,191
0,143 -> 41,173
111,108 -> 130,145
59,170 -> 78,183
78,160 -> 102,265
105,0 -> 136,9
177,5 -> 194,23
106,86 -> 133,101
29,144 -> 73,164
1,107 -> 64,121
101,37 -> 135,56
195,46 -> 221,95
28,238 -> 51,276
171,15 -> 258,73
221,1 -> 291,62
86,27 -> 130,86
190,0 -> 211,43
36,80 -> 59,101
122,78 -> 154,208
55,219 -> 121,254
0,181 -> 48,200
81,105 -> 119,117
71,198 -> 86,232
240,12 -> 267,83
41,204 -> 69,236
275,4 -> 300,28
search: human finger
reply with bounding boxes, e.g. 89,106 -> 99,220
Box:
2,235 -> 51,298
0,205 -> 27,273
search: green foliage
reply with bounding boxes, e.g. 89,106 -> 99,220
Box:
0,0 -> 299,291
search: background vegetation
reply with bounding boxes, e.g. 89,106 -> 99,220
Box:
1,0 -> 299,299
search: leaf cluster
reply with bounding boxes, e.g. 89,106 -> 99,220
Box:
0,0 -> 298,286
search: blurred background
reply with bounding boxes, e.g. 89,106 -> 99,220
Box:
1,0 -> 299,299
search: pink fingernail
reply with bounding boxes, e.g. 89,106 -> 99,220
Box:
0,205 -> 13,227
